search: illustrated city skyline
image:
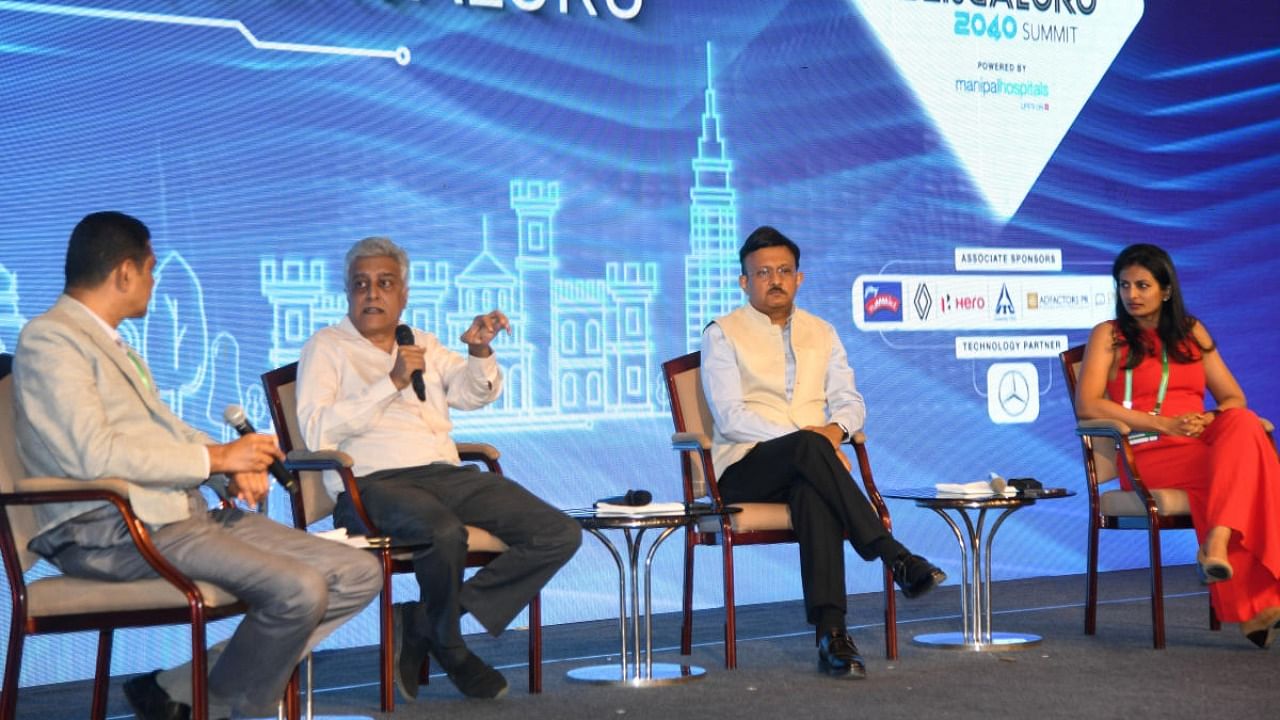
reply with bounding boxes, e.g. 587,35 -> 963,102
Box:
0,42 -> 743,439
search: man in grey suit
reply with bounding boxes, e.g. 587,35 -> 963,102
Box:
13,211 -> 383,719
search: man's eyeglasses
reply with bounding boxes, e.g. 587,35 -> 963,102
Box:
747,266 -> 796,281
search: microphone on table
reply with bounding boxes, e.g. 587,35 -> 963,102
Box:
223,404 -> 298,494
596,489 -> 653,507
395,323 -> 426,402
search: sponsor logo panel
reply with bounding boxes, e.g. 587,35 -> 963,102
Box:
852,274 -> 1112,331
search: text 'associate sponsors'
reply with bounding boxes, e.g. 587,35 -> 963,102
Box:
955,246 -> 1061,271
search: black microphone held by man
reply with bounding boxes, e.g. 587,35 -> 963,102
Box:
223,404 -> 298,494
395,323 -> 427,401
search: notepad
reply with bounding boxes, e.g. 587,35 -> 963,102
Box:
313,528 -> 379,549
935,481 -> 1017,496
593,501 -> 687,515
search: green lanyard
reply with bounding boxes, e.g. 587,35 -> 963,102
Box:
122,345 -> 152,392
1123,346 -> 1168,444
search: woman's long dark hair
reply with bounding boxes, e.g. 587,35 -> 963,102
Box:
1112,243 -> 1213,368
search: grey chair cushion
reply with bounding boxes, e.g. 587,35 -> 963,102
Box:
696,502 -> 792,534
465,525 -> 509,553
1099,488 -> 1192,517
27,575 -> 240,617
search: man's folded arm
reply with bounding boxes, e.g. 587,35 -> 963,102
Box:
823,334 -> 866,437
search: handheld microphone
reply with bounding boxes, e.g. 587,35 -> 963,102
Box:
222,405 -> 298,494
394,324 -> 426,402
596,489 -> 653,507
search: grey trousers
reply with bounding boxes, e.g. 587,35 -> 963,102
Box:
43,498 -> 382,717
333,464 -> 581,667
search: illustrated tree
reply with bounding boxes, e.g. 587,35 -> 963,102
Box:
201,332 -> 245,442
143,251 -> 209,419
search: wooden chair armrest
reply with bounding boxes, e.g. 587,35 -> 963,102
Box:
1076,418 -> 1132,437
1,477 -> 208,600
672,431 -> 711,451
284,448 -> 353,471
457,442 -> 501,463
849,430 -> 867,445
1259,416 -> 1274,434
13,476 -> 135,496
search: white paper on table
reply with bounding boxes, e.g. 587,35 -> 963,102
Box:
935,481 -> 1017,496
593,501 -> 688,515
313,527 -> 378,548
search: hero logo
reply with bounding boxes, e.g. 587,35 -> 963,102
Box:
453,0 -> 642,20
864,282 -> 904,322
939,293 -> 985,314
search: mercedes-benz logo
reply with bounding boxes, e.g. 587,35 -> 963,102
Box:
997,369 -> 1030,416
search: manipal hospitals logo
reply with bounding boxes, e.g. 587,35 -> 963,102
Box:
864,282 -> 904,323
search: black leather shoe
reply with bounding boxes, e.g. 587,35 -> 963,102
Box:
441,652 -> 509,699
817,630 -> 867,679
393,602 -> 431,702
892,554 -> 946,598
123,670 -> 191,720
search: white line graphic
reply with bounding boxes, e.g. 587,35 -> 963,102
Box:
0,1 -> 410,65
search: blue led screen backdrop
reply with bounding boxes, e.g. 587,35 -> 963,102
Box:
2,0 -> 1277,685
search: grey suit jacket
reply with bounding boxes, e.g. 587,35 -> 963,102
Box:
14,295 -> 214,536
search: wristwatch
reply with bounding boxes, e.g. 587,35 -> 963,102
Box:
836,422 -> 850,443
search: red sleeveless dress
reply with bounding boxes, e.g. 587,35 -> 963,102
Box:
1106,325 -> 1280,623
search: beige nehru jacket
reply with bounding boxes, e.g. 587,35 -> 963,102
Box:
710,304 -> 833,476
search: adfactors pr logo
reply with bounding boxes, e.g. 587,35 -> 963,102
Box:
864,282 -> 904,322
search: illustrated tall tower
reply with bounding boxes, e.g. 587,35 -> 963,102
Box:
685,41 -> 741,353
511,180 -> 561,408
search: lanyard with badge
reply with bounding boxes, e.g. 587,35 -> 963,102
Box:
1122,346 -> 1168,445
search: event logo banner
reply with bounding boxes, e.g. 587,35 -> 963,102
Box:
848,0 -> 1144,219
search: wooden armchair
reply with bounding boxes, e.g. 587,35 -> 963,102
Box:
1056,345 -> 1278,647
661,351 -> 898,668
261,362 -> 541,712
0,358 -> 249,720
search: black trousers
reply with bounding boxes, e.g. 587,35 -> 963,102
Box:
719,430 -> 904,628
334,463 -> 581,665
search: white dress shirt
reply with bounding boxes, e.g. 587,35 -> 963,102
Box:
295,316 -> 502,496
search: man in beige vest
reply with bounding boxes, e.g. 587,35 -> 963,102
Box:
701,226 -> 944,680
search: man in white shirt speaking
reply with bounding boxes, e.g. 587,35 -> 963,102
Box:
296,237 -> 581,701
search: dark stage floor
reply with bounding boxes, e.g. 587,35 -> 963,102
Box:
13,565 -> 1280,719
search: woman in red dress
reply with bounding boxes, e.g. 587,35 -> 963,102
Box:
1077,243 -> 1280,648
